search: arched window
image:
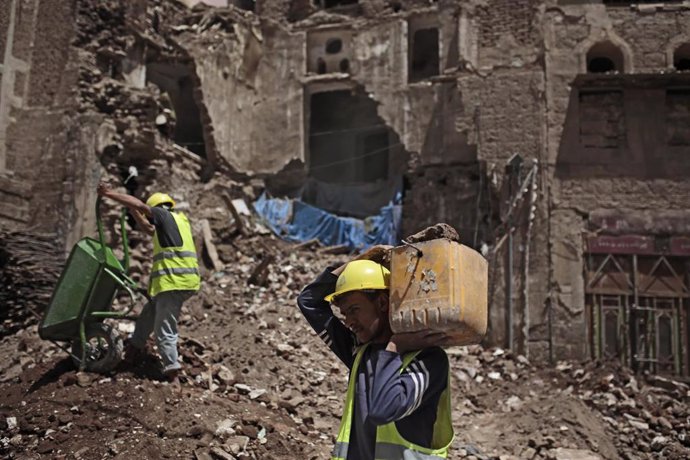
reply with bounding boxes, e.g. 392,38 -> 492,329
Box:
673,43 -> 690,71
587,42 -> 625,73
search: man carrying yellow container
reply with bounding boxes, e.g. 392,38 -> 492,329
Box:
297,246 -> 454,460
97,183 -> 200,383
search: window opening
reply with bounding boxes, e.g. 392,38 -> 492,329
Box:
339,59 -> 350,73
588,57 -> 615,73
147,62 -> 206,157
409,28 -> 440,83
308,88 -> 392,184
313,0 -> 357,9
326,38 -> 343,54
307,30 -> 352,75
586,42 -> 624,73
673,43 -> 690,71
317,58 -> 327,74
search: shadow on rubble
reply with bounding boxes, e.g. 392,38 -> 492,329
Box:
115,353 -> 168,381
26,357 -> 75,394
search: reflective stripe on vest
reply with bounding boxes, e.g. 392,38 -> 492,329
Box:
149,211 -> 200,297
152,250 -> 198,262
331,344 -> 454,460
151,267 -> 200,278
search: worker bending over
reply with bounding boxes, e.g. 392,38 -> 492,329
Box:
97,183 -> 200,383
297,246 -> 454,460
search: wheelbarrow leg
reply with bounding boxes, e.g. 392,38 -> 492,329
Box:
78,319 -> 87,372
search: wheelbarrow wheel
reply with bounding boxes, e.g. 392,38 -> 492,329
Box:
71,323 -> 123,373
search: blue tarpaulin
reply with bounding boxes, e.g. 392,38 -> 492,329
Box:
253,193 -> 401,251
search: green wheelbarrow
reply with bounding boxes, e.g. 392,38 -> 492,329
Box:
39,197 -> 145,373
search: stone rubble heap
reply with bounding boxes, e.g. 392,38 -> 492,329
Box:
557,360 -> 690,459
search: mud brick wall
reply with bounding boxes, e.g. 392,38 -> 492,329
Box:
545,2 -> 690,360
477,0 -> 540,47
0,0 -> 101,248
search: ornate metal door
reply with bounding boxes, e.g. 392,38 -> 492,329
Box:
586,252 -> 689,376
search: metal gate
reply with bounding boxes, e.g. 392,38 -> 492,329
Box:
586,251 -> 689,376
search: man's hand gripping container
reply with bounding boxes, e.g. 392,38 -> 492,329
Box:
389,239 -> 488,346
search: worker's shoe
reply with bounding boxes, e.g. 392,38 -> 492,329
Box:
163,368 -> 182,391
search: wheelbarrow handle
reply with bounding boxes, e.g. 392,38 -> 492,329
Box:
120,207 -> 130,271
96,196 -> 107,261
95,195 -> 131,272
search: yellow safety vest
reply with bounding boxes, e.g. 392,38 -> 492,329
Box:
331,344 -> 454,460
149,211 -> 201,297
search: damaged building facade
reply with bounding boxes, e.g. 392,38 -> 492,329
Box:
1,0 -> 690,373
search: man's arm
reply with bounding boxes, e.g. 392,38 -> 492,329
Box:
297,268 -> 357,368
97,182 -> 152,218
131,209 -> 155,235
366,346 -> 449,426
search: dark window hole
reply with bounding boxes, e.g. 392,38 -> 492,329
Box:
340,59 -> 350,73
326,38 -> 343,54
675,58 -> 690,71
588,57 -> 615,73
317,58 -> 327,74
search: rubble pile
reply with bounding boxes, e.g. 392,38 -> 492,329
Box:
0,221 -> 347,459
556,360 -> 690,459
0,232 -> 63,337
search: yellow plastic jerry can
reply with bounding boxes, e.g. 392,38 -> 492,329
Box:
389,238 -> 488,346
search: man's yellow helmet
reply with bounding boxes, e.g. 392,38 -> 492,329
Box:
324,260 -> 390,303
146,192 -> 176,209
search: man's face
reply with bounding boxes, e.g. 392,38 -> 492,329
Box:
336,291 -> 390,343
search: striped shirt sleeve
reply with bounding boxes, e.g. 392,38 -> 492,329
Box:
365,347 -> 449,426
297,268 -> 357,368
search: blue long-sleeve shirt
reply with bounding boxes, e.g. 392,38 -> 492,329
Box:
298,268 -> 449,460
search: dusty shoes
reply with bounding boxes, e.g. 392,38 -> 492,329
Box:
163,368 -> 182,392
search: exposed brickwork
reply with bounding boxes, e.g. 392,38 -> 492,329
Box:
401,163 -> 485,242
477,0 -> 540,47
27,1 -> 75,107
607,9 -> 682,71
458,70 -> 544,164
10,0 -> 36,62
0,0 -> 83,236
0,0 -> 10,57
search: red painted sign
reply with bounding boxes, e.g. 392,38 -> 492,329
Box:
670,237 -> 690,256
586,235 -> 655,255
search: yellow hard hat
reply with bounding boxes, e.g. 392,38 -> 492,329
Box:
324,260 -> 390,303
146,192 -> 175,209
